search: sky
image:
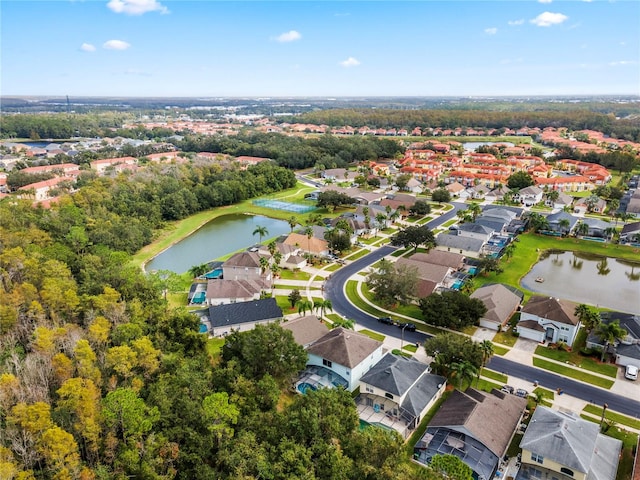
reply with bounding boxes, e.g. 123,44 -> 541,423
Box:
1,0 -> 639,97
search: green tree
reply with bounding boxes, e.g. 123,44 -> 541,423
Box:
430,454 -> 473,480
507,171 -> 534,189
252,225 -> 269,244
297,298 -> 313,316
366,258 -> 418,307
287,216 -> 298,232
202,392 -> 240,446
288,289 -> 302,308
391,225 -> 436,252
574,304 -> 600,334
449,360 -> 478,389
595,320 -> 627,362
409,200 -> 431,216
188,263 -> 209,278
419,291 -> 487,330
423,333 -> 484,376
431,188 -> 451,204
313,298 -> 333,318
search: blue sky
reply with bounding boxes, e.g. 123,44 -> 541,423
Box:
2,0 -> 639,97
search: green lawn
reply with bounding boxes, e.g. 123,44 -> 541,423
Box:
278,269 -> 312,281
583,404 -> 640,430
357,329 -> 386,342
403,344 -> 418,353
324,263 -> 342,272
274,296 -> 299,314
481,369 -> 508,383
361,236 -> 382,245
345,280 -> 384,317
472,378 -> 503,393
492,345 -> 509,356
493,330 -> 519,347
206,337 -> 225,363
532,358 -> 615,389
534,346 -> 618,378
344,249 -> 370,261
391,248 -> 409,257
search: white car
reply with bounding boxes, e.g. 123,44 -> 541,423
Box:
624,364 -> 638,381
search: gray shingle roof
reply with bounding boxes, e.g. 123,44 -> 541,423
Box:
429,388 -> 527,457
522,296 -> 579,326
307,328 -> 382,368
471,284 -> 522,326
208,298 -> 283,327
436,234 -> 485,253
409,250 -> 464,269
457,223 -> 494,235
281,315 -> 329,348
520,406 -> 621,480
395,258 -> 450,283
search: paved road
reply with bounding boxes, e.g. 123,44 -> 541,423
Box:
324,201 -> 640,418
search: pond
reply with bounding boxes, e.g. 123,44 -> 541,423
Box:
462,141 -> 514,152
145,214 -> 291,273
521,250 -> 640,314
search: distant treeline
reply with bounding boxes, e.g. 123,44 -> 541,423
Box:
284,109 -> 640,141
178,132 -> 405,170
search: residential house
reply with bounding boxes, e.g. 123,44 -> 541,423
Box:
435,234 -> 485,258
90,156 -> 138,175
300,328 -> 384,392
356,353 -> 446,439
485,185 -> 512,204
471,284 -> 523,331
409,250 -> 465,270
222,251 -> 271,282
516,186 -> 544,207
576,217 -> 613,238
18,176 -> 74,201
281,315 -> 330,348
574,197 -> 607,215
452,223 -> 495,242
21,163 -> 80,175
284,232 -> 330,257
516,296 -> 581,346
395,257 -> 452,292
446,182 -> 468,199
619,221 -> 640,244
207,298 -> 283,336
205,278 -> 268,306
545,211 -> 579,235
517,406 -> 622,480
586,312 -> 640,368
534,175 -> 594,193
322,168 -> 358,182
545,192 -> 574,211
414,388 -> 527,480
627,190 -> 640,217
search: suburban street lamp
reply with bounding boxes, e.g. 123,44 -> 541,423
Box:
400,323 -> 407,351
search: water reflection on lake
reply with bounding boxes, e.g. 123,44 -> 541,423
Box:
521,250 -> 640,314
462,141 -> 514,152
145,214 -> 290,273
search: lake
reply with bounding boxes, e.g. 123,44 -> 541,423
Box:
462,141 -> 514,152
521,250 -> 640,314
145,214 -> 291,273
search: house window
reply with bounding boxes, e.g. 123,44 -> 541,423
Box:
560,468 -> 574,477
322,359 -> 332,368
385,392 -> 394,400
365,386 -> 374,393
529,468 -> 542,479
531,453 -> 544,464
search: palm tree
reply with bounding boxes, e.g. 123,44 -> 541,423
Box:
468,202 -> 482,222
252,225 -> 269,244
477,340 -> 494,383
576,221 -> 589,237
303,226 -> 314,256
502,243 -> 516,260
375,213 -> 387,231
558,218 -> 571,236
450,360 -> 478,390
259,256 -> 269,279
287,216 -> 298,233
267,240 -> 277,257
595,320 -> 627,362
188,263 -> 209,278
331,317 -> 355,329
296,299 -> 313,316
306,213 -> 323,226
603,227 -> 617,242
608,199 -> 619,218
313,298 -> 333,319
574,304 -> 600,334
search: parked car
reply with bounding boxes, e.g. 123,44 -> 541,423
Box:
625,364 -> 638,381
398,322 -> 416,332
377,317 -> 395,325
501,385 -> 514,394
515,388 -> 529,398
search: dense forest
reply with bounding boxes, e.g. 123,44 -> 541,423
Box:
0,158 -> 446,479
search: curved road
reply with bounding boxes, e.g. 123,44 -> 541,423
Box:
325,202 -> 640,418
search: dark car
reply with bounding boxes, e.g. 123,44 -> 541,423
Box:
398,322 -> 416,332
377,317 -> 395,325
501,385 -> 514,394
515,388 -> 529,398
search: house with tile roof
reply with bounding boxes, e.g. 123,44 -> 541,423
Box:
300,328 -> 384,392
205,278 -> 268,306
517,406 -> 621,480
516,296 -> 581,346
222,251 -> 271,282
414,388 -> 527,480
207,298 -> 283,337
471,284 -> 523,331
355,353 -> 446,439
284,232 -> 329,257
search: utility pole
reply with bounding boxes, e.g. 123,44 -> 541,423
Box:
600,403 -> 608,430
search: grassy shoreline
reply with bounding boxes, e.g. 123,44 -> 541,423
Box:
129,182 -> 320,271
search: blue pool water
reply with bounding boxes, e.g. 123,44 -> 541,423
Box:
204,268 -> 223,279
582,236 -> 605,242
199,324 -> 208,334
297,382 -> 317,394
452,280 -> 464,290
468,267 -> 478,275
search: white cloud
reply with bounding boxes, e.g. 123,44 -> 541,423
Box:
484,27 -> 497,35
339,57 -> 361,68
107,0 -> 168,15
275,30 -> 302,43
80,43 -> 96,52
538,0 -> 553,3
508,19 -> 524,26
103,39 -> 131,50
530,11 -> 568,27
609,60 -> 638,66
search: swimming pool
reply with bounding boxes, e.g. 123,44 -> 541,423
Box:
452,280 -> 464,290
297,382 -> 317,394
204,268 -> 223,279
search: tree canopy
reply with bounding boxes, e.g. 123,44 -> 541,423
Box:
419,291 -> 487,329
390,225 -> 436,252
